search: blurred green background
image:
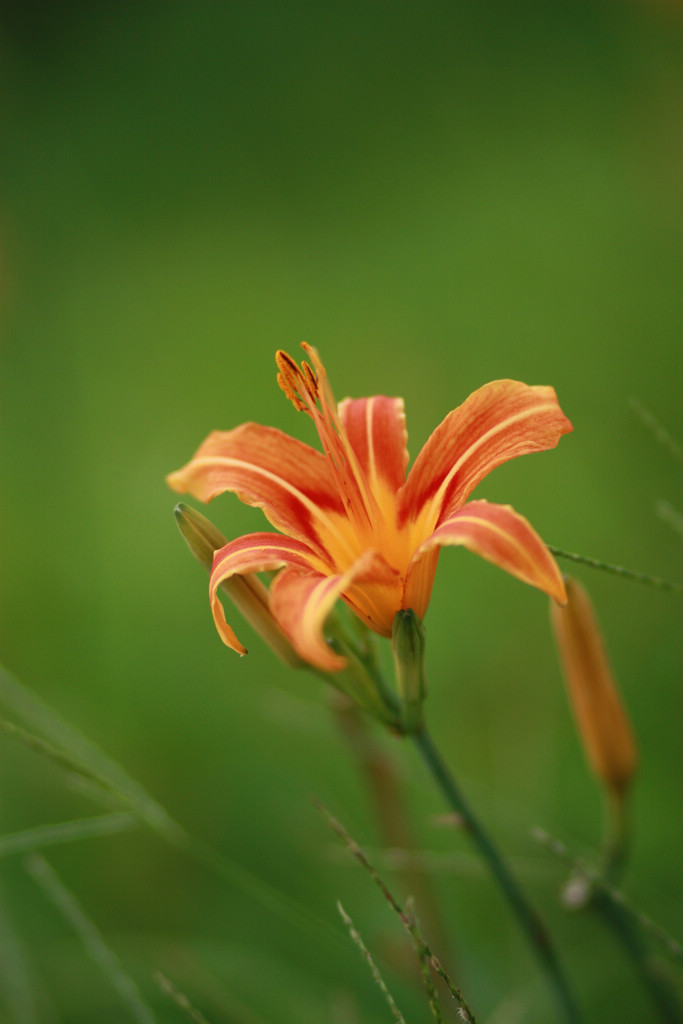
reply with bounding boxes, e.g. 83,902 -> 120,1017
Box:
1,1 -> 682,1021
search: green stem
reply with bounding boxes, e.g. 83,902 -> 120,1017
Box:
413,726 -> 583,1024
593,793 -> 683,1024
601,789 -> 630,889
591,894 -> 683,1024
536,826 -> 683,1022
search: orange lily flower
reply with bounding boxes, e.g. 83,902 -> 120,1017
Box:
167,344 -> 572,672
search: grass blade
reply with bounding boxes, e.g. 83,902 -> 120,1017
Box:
155,972 -> 214,1024
0,813 -> 137,857
318,801 -> 477,1022
0,665 -> 182,842
0,882 -> 42,1024
630,398 -> 683,467
25,853 -> 157,1023
0,665 -> 344,953
336,901 -> 406,1024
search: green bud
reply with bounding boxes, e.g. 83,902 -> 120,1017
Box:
392,609 -> 427,733
174,503 -> 227,570
173,503 -> 307,670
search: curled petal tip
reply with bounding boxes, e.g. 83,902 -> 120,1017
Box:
552,574 -> 569,606
166,469 -> 186,494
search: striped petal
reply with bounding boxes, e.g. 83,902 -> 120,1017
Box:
269,549 -> 401,670
209,532 -> 321,656
398,380 -> 572,529
406,499 -> 567,604
338,396 -> 409,499
167,423 -> 345,557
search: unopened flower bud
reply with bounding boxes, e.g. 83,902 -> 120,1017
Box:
550,577 -> 637,797
392,609 -> 427,733
174,502 -> 228,571
173,504 -> 307,669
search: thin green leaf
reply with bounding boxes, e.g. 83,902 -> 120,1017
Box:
0,665 -> 182,842
657,501 -> 683,540
0,665 -> 343,954
155,973 -> 213,1024
0,716 -> 134,804
0,813 -> 137,857
0,882 -> 42,1024
630,398 -> 683,467
25,853 -> 157,1024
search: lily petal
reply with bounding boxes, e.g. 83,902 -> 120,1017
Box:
338,396 -> 409,499
167,423 -> 346,557
270,549 -> 401,670
399,380 -> 573,529
269,568 -> 349,671
210,532 -> 321,655
407,499 -> 567,604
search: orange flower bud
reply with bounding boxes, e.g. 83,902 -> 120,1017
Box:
550,577 -> 637,796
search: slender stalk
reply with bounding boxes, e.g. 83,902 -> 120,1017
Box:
548,546 -> 683,596
591,894 -> 683,1024
601,789 -> 631,889
413,726 -> 583,1024
593,794 -> 683,1024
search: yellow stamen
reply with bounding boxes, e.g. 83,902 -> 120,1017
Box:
302,360 -> 318,399
276,345 -> 385,567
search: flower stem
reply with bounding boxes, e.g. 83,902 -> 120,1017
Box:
592,794 -> 683,1024
412,726 -> 583,1024
601,789 -> 631,889
591,894 -> 683,1024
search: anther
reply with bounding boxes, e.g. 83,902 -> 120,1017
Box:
275,349 -> 318,413
275,350 -> 306,411
301,360 -> 319,400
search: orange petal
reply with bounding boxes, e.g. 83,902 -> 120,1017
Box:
270,549 -> 401,670
269,568 -> 349,672
338,396 -> 409,498
409,499 -> 567,603
167,423 -> 345,559
209,533 -> 320,655
399,380 -> 572,529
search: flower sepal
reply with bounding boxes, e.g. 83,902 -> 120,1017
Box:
392,608 -> 427,734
